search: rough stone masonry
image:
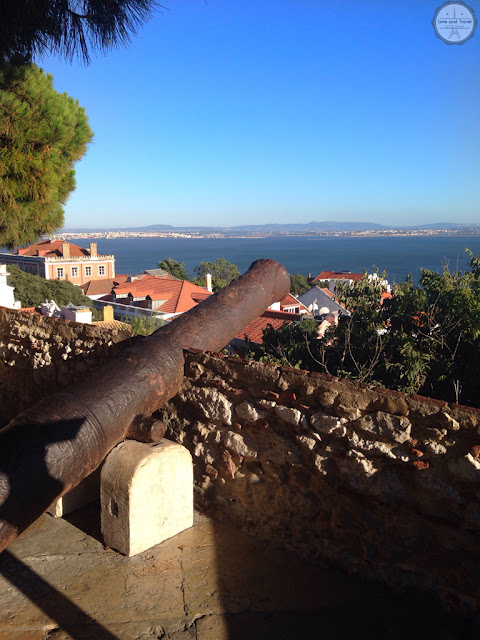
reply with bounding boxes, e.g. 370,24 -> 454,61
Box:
0,306 -> 132,427
1,307 -> 480,615
161,350 -> 480,615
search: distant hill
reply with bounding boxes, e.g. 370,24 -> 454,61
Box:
62,221 -> 480,234
409,222 -> 479,230
227,221 -> 388,232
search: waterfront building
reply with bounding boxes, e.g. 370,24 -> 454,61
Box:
0,240 -> 115,286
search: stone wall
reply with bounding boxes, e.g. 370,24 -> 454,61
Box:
2,305 -> 480,613
0,307 -> 132,427
163,350 -> 480,614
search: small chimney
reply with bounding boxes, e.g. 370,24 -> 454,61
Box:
89,242 -> 97,258
205,273 -> 213,292
103,305 -> 114,322
62,242 -> 70,258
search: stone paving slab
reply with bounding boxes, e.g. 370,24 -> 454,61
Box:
0,506 -> 477,640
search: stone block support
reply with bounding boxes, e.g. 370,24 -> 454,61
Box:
100,439 -> 193,556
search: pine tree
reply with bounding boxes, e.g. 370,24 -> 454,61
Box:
0,0 -> 159,65
0,63 -> 93,249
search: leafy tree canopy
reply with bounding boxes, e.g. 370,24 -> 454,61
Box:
6,264 -> 95,309
0,63 -> 93,249
157,257 -> 190,281
289,273 -> 310,296
193,258 -> 240,293
0,0 -> 160,65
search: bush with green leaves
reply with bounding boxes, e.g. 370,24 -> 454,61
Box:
121,315 -> 164,336
252,253 -> 480,407
6,264 -> 95,310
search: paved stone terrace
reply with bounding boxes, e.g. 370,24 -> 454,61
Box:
0,507 -> 476,640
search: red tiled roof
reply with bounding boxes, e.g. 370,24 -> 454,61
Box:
313,271 -> 363,282
319,287 -> 337,300
81,275 -> 129,296
17,240 -> 91,258
18,307 -> 40,315
111,275 -> 212,314
146,292 -> 170,301
235,310 -> 301,344
279,294 -> 309,312
92,320 -> 133,333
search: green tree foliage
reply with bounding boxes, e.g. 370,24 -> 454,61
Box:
157,257 -> 190,281
289,274 -> 311,296
379,254 -> 480,404
0,63 -> 93,249
193,258 -> 240,293
249,317 -> 319,368
252,255 -> 480,407
122,315 -> 164,336
0,0 -> 159,65
6,264 -> 95,309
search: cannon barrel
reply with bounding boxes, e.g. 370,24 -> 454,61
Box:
0,259 -> 290,553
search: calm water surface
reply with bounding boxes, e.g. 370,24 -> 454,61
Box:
70,235 -> 480,284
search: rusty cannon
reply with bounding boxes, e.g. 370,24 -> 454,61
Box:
0,259 -> 290,553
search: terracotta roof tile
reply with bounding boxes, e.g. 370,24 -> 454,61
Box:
279,293 -> 309,312
17,240 -> 92,258
319,287 -> 337,300
313,271 -> 363,282
81,275 -> 129,296
92,320 -> 133,333
112,276 -> 213,314
235,310 -> 301,344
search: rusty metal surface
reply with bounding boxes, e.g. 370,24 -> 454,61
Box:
0,259 -> 290,552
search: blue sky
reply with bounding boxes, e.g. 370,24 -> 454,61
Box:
37,0 -> 480,229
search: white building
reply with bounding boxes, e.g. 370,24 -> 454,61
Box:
0,265 -> 21,309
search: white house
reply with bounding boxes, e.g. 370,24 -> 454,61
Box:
0,265 -> 21,309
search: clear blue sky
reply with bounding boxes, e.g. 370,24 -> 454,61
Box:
37,0 -> 480,229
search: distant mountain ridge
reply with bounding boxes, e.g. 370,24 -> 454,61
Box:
63,221 -> 480,234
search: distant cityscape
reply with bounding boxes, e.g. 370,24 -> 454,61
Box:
54,221 -> 480,241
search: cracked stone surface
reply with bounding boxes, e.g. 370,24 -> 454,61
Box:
0,507 -> 476,639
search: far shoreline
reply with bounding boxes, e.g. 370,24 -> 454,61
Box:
54,230 -> 480,241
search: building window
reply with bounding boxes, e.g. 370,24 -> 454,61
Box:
98,265 -> 105,276
56,267 -> 64,279
85,266 -> 92,277
71,267 -> 78,278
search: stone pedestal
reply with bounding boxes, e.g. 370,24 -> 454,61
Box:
100,439 -> 193,556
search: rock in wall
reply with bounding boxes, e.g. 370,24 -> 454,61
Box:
163,350 -> 480,614
0,307 -> 132,427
